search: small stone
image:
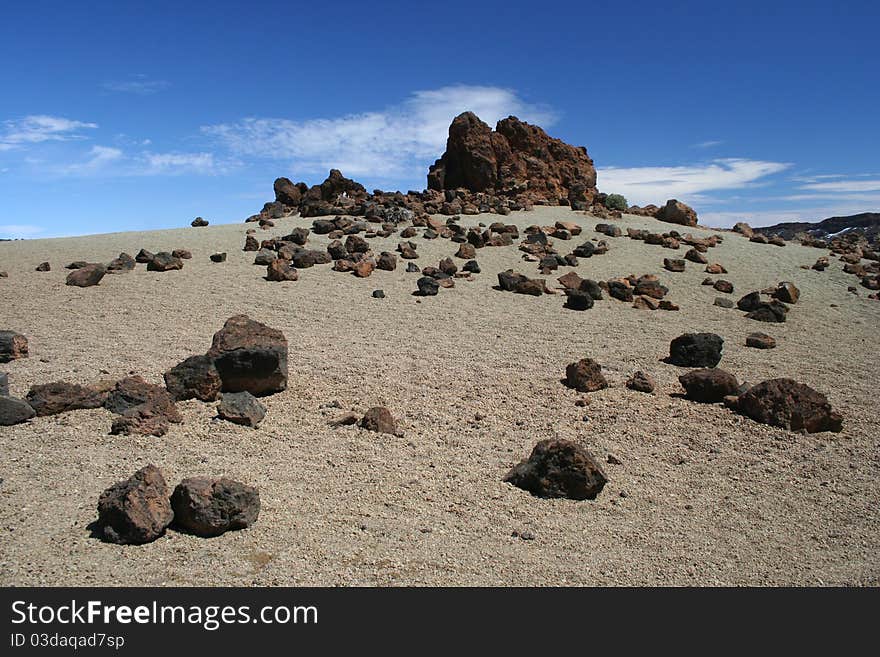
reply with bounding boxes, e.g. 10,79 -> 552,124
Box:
210,252 -> 227,263
626,371 -> 655,393
217,391 -> 266,428
372,289 -> 385,299
359,406 -> 399,435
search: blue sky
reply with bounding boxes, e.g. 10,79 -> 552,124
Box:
1,0 -> 878,238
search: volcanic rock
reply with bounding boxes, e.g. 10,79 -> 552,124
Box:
147,252 -> 183,272
164,355 -> 222,401
266,258 -> 299,282
359,406 -> 400,435
655,199 -> 698,227
746,332 -> 776,349
664,258 -> 686,272
564,358 -> 608,392
626,371 -> 655,393
504,439 -> 607,500
66,263 -> 106,287
772,281 -> 800,304
0,395 -> 35,425
171,477 -> 260,537
207,315 -> 288,396
734,378 -> 842,433
191,217 -> 209,227
679,368 -> 739,402
210,252 -> 227,263
668,333 -> 723,367
0,331 -> 28,362
96,465 -> 173,545
217,391 -> 266,428
26,381 -> 107,416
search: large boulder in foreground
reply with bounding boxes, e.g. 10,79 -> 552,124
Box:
668,333 -> 723,368
96,465 -> 174,544
207,315 -> 288,396
732,378 -> 843,433
427,112 -> 597,206
0,330 -> 28,363
171,477 -> 260,537
655,199 -> 698,227
504,439 -> 608,500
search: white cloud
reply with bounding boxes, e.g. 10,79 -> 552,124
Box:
0,115 -> 97,150
692,140 -> 723,149
56,145 -> 124,174
140,151 -> 220,175
43,145 -> 230,177
798,179 -> 880,193
102,76 -> 170,95
599,158 -> 791,206
202,85 -> 557,183
0,224 -> 45,238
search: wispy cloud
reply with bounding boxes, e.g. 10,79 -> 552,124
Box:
692,140 -> 723,149
797,178 -> 880,193
0,224 -> 45,239
47,146 -> 233,177
202,85 -> 557,183
599,158 -> 791,206
0,115 -> 97,150
102,76 -> 170,95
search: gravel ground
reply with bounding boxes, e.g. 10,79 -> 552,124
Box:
0,206 -> 878,586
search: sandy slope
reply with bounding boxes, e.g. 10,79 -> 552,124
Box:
0,206 -> 878,586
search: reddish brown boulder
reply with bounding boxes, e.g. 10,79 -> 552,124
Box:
504,439 -> 607,500
96,465 -> 174,544
679,368 -> 739,402
733,378 -> 842,433
171,477 -> 260,537
376,252 -> 397,271
207,315 -> 288,396
352,259 -> 375,278
266,258 -> 299,282
655,199 -> 698,227
426,112 -> 597,206
65,263 -> 106,287
733,222 -> 754,238
772,281 -> 800,304
147,252 -> 183,272
35,261 -> 51,272
0,331 -> 28,363
746,332 -> 776,349
564,358 -> 608,392
26,381 -> 107,416
359,406 -> 400,435
243,235 -> 259,251
104,375 -> 182,422
664,258 -> 686,272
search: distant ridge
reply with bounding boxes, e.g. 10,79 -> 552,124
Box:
755,212 -> 880,243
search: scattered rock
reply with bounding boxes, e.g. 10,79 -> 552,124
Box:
207,315 -> 288,396
714,297 -> 734,308
359,406 -> 400,435
191,217 -> 209,227
416,276 -> 439,296
772,281 -> 800,304
210,252 -> 227,263
0,331 -> 28,363
217,391 -> 266,428
171,477 -> 260,537
713,279 -> 734,294
65,263 -> 106,287
0,395 -> 35,425
0,372 -> 6,396
679,368 -> 739,402
746,301 -> 788,323
25,381 -> 107,416
135,249 -> 154,263
626,371 -> 655,393
564,358 -> 608,392
35,262 -> 51,272
164,355 -> 222,401
172,249 -> 192,260
663,258 -> 686,272
376,252 -> 397,271
746,332 -> 776,349
733,222 -> 754,238
96,465 -> 173,545
734,378 -> 843,433
372,289 -> 385,299
147,252 -> 183,272
655,199 -> 698,227
504,439 -> 607,500
564,290 -> 594,310
668,333 -> 723,368
266,258 -> 299,281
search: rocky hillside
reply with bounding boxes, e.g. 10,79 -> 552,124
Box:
756,212 -> 880,246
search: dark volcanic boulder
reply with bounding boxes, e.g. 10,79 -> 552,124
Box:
107,252 -> 136,272
26,381 -> 107,416
171,477 -> 260,537
679,368 -> 739,402
274,177 -> 303,207
564,358 -> 608,392
504,439 -> 608,500
734,378 -> 843,433
96,465 -> 174,544
426,112 -> 597,206
736,291 -> 762,312
191,217 -> 209,227
416,276 -> 439,296
564,290 -> 594,311
147,252 -> 183,272
655,199 -> 698,227
210,252 -> 227,263
65,263 -> 106,287
207,315 -> 288,396
135,249 -> 154,263
0,395 -> 35,425
746,301 -> 788,323
217,391 -> 266,428
104,376 -> 181,422
772,281 -> 800,304
668,333 -> 723,367
0,372 -> 7,396
164,355 -> 222,401
0,330 -> 28,362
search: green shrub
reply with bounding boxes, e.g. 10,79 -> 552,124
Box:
605,193 -> 628,211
